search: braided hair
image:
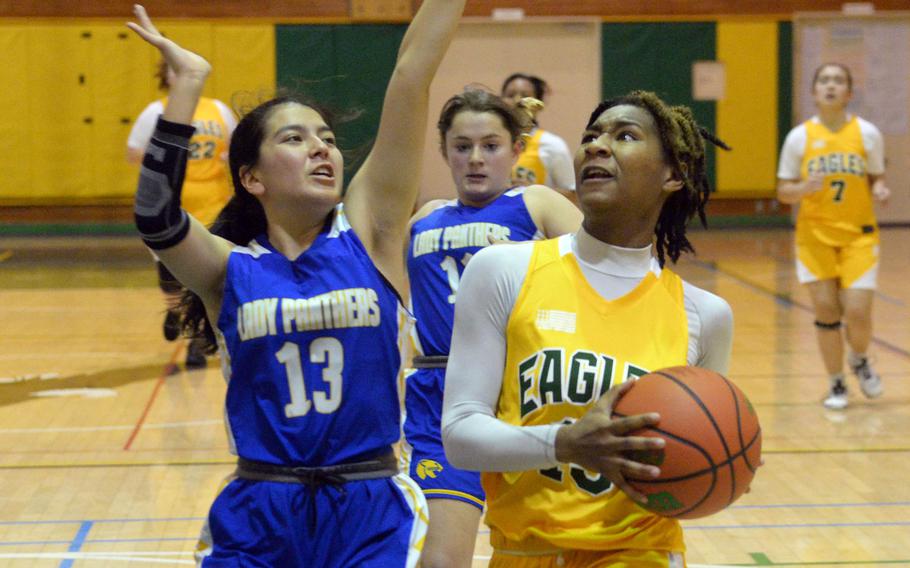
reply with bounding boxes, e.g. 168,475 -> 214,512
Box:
585,90 -> 730,266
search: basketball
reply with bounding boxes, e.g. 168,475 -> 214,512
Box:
613,366 -> 762,519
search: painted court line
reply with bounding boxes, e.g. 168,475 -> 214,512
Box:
689,259 -> 910,359
123,343 -> 183,451
0,419 -> 222,435
60,521 -> 92,568
0,552 -> 193,565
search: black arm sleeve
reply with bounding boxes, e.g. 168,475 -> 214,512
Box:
134,117 -> 197,250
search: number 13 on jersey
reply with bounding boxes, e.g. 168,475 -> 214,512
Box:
276,337 -> 344,418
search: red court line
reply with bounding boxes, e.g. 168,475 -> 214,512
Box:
122,343 -> 184,451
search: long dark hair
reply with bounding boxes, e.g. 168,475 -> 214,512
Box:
585,90 -> 731,266
178,94 -> 339,351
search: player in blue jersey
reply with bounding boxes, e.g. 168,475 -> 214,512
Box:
403,89 -> 582,568
126,1 -> 464,566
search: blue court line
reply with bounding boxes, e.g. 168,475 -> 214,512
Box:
758,250 -> 906,308
59,521 -> 91,568
730,501 -> 910,510
872,290 -> 906,307
689,259 -> 910,359
0,537 -> 197,547
0,517 -> 205,525
686,521 -> 910,530
0,540 -> 74,547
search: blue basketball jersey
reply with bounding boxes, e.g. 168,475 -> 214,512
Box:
216,205 -> 405,466
407,188 -> 541,356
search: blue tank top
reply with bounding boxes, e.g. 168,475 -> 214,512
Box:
407,189 -> 541,356
217,206 -> 404,466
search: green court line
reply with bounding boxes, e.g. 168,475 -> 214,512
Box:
737,553 -> 910,566
0,460 -> 234,470
0,223 -> 134,236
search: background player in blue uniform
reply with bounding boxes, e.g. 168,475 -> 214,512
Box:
126,1 -> 464,565
403,89 -> 582,567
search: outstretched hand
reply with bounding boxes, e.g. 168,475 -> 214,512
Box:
126,4 -> 211,81
553,378 -> 664,503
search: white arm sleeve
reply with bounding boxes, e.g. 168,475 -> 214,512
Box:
683,282 -> 734,375
777,124 -> 807,180
127,101 -> 165,151
539,131 -> 577,191
214,99 -> 238,135
442,243 -> 562,472
858,118 -> 885,175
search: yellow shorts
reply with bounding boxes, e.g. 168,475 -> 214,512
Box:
795,232 -> 878,289
490,548 -> 685,568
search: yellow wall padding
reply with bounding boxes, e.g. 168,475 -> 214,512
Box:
0,22 -> 275,203
716,20 -> 779,197
212,25 -> 277,114
0,27 -> 31,199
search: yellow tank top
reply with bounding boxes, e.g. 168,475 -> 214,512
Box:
484,236 -> 687,553
797,117 -> 877,246
162,96 -> 233,226
512,129 -> 547,186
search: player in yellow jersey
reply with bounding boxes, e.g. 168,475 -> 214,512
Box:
777,63 -> 890,410
127,58 -> 237,368
501,74 -> 576,200
442,91 -> 734,567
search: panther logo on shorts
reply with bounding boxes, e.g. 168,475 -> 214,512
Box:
416,459 -> 444,480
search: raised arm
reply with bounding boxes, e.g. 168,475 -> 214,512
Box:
522,184 -> 583,238
344,0 -> 466,288
127,5 -> 233,310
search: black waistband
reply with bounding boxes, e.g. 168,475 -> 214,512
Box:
236,451 -> 398,485
413,355 -> 448,369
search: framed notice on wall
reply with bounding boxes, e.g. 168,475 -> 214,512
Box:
794,12 -> 910,223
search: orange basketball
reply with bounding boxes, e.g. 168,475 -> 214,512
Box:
612,366 -> 762,519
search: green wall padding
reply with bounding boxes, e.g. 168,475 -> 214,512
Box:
777,21 -> 793,158
276,24 -> 406,184
601,22 -> 717,188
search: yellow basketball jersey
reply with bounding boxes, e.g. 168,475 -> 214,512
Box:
512,129 -> 547,186
162,96 -> 233,226
483,236 -> 687,553
797,117 -> 877,246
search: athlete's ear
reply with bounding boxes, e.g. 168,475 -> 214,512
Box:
662,163 -> 686,193
240,165 -> 265,196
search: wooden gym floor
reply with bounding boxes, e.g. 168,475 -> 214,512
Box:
0,227 -> 908,567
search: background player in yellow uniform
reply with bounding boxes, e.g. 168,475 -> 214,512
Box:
127,59 -> 237,368
501,74 -> 576,199
777,62 -> 890,410
442,91 -> 733,567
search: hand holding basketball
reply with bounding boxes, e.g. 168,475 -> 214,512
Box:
554,378 -> 666,503
613,366 -> 762,519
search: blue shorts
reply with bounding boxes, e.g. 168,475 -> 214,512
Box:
402,367 -> 485,510
198,473 -> 427,567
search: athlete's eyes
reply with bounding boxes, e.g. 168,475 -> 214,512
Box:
484,143 -> 500,151
580,132 -> 598,144
322,136 -> 337,146
616,131 -> 637,142
454,144 -> 470,152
